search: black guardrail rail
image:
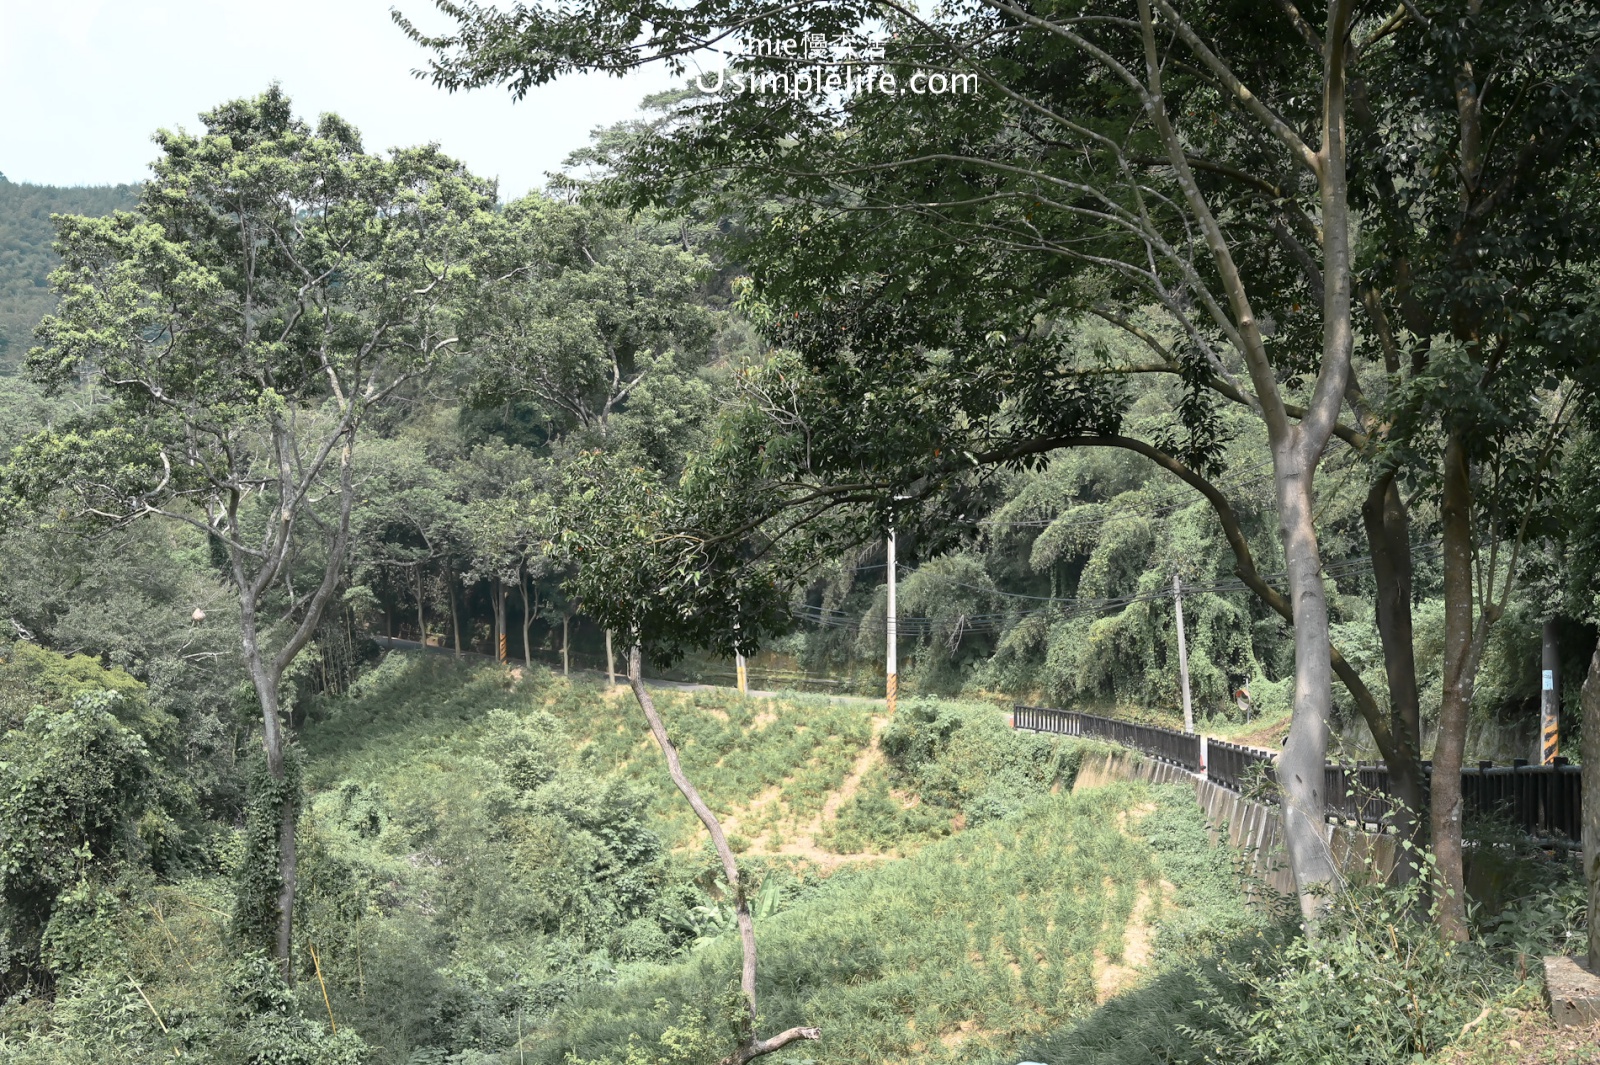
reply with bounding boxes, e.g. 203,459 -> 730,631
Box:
1013,704 -> 1581,840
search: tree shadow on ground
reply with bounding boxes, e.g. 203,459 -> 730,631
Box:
1012,937 -> 1262,1065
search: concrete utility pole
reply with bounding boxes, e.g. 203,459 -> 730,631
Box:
1174,573 -> 1193,734
1541,618 -> 1561,764
886,526 -> 898,715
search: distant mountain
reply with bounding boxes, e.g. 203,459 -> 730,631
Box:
0,174 -> 141,372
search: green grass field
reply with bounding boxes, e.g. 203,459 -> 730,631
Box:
304,653 -> 881,849
11,652 -> 1247,1065
535,781 -> 1252,1065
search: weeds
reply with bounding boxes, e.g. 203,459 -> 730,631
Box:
535,782 -> 1237,1064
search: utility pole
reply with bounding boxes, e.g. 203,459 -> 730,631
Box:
1173,573 -> 1193,734
1541,618 -> 1560,764
886,525 -> 898,715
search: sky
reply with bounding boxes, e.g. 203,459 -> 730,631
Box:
0,0 -> 677,197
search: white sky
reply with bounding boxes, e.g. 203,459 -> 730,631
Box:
0,0 -> 677,197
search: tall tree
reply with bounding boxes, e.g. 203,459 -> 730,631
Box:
1346,4 -> 1600,935
9,87 -> 495,972
465,195 -> 715,439
402,0 -> 1384,917
554,450 -> 809,1065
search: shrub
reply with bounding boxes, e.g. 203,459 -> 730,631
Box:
1192,877 -> 1505,1065
0,690 -> 153,989
878,696 -> 1081,822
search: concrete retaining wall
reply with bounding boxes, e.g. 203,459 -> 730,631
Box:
1072,748 -> 1399,900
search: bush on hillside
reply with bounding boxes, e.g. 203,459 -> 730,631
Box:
1191,877 -> 1506,1065
824,697 -> 1086,853
0,691 -> 154,991
879,697 -> 1081,821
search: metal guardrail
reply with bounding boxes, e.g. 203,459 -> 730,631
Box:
1461,760 -> 1582,841
1014,706 -> 1202,771
1013,704 -> 1583,840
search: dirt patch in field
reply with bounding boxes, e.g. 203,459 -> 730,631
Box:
719,783 -> 783,840
820,739 -> 880,822
1114,801 -> 1158,834
1093,887 -> 1157,1002
706,715 -> 892,869
938,1018 -> 997,1049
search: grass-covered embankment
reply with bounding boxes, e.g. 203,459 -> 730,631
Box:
0,650 -> 1248,1065
535,781 -> 1253,1065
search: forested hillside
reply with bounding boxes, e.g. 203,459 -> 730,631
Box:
4,0 -> 1600,1058
0,175 -> 139,370
0,144 -> 1582,766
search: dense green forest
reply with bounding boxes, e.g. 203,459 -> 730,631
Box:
0,174 -> 1581,763
3,0 -> 1600,1060
0,176 -> 139,371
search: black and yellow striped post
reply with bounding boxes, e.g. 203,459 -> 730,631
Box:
1540,619 -> 1560,765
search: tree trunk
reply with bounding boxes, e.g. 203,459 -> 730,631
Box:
1130,0 -> 1357,923
1541,618 -> 1561,764
241,598 -> 297,980
415,564 -> 426,647
562,614 -> 570,676
1362,475 -> 1427,879
1582,637 -> 1600,972
1433,429 -> 1474,940
447,573 -> 462,659
519,575 -> 536,669
1269,9 -> 1360,923
493,578 -> 509,664
606,628 -> 615,686
276,787 -> 297,969
626,646 -> 819,1063
1274,453 -> 1343,921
